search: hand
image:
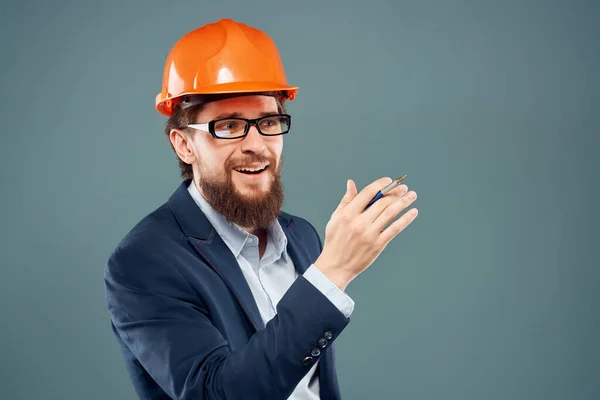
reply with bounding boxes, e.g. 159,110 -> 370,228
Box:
314,177 -> 418,291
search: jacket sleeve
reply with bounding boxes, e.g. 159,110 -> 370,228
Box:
104,243 -> 349,400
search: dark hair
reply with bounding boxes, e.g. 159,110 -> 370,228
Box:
164,95 -> 287,181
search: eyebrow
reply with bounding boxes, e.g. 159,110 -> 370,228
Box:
213,111 -> 280,119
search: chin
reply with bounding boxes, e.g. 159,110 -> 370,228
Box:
236,184 -> 270,198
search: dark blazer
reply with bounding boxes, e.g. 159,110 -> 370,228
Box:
104,180 -> 350,399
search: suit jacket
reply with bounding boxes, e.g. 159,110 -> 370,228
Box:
104,180 -> 350,399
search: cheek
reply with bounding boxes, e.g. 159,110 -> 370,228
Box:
212,154 -> 233,173
196,141 -> 235,172
268,139 -> 283,160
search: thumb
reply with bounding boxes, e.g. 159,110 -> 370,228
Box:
337,179 -> 357,210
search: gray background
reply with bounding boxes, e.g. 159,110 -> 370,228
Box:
1,0 -> 598,399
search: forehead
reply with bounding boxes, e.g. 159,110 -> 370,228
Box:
198,95 -> 279,119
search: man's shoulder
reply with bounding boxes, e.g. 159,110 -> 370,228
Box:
279,209 -> 315,230
107,201 -> 182,262
279,210 -> 323,248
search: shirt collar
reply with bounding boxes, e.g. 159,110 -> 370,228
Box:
187,181 -> 288,261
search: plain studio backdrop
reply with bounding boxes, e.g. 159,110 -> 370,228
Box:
1,0 -> 598,399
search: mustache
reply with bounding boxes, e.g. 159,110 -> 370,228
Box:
226,154 -> 276,168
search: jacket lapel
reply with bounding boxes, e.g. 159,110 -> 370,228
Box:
189,234 -> 265,332
279,216 -> 313,276
168,180 -> 264,332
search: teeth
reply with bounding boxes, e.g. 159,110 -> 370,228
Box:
235,165 -> 267,172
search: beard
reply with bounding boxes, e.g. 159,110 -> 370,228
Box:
196,153 -> 284,230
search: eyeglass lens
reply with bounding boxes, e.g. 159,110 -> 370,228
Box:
214,115 -> 290,138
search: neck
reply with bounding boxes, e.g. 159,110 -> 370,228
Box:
246,227 -> 267,239
246,227 -> 268,259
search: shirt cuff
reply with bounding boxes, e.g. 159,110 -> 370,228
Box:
303,264 -> 355,318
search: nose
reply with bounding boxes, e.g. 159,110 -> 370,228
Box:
240,124 -> 266,154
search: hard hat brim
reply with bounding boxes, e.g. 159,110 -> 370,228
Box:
156,82 -> 299,117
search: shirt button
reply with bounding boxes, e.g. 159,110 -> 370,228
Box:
324,330 -> 333,340
310,348 -> 321,357
318,338 -> 328,348
302,356 -> 313,365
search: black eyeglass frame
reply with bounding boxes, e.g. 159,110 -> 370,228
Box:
187,113 -> 292,140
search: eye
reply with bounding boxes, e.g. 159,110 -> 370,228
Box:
259,117 -> 279,127
215,120 -> 241,131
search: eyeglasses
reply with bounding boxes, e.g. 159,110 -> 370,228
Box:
187,114 -> 292,139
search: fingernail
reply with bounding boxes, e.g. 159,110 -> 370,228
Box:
410,208 -> 418,215
409,191 -> 417,199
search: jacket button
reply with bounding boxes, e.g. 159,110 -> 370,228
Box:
318,338 -> 328,348
324,330 -> 333,340
302,356 -> 313,365
310,348 -> 321,357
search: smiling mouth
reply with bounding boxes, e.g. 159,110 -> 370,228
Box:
233,165 -> 269,175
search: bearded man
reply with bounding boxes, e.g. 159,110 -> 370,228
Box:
104,18 -> 418,400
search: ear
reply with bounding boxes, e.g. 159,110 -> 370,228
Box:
170,129 -> 197,165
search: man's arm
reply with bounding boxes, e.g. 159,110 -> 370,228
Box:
104,244 -> 349,400
302,219 -> 355,318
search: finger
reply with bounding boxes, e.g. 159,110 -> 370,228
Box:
372,190 -> 417,231
382,184 -> 409,199
361,184 -> 409,222
379,207 -> 419,243
335,179 -> 358,213
346,177 -> 393,215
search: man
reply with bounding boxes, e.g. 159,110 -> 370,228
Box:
104,18 -> 418,400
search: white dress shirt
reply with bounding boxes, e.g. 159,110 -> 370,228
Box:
187,181 -> 354,399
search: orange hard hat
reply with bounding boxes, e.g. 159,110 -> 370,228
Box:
155,18 -> 298,116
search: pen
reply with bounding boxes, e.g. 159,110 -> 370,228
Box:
364,175 -> 407,210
